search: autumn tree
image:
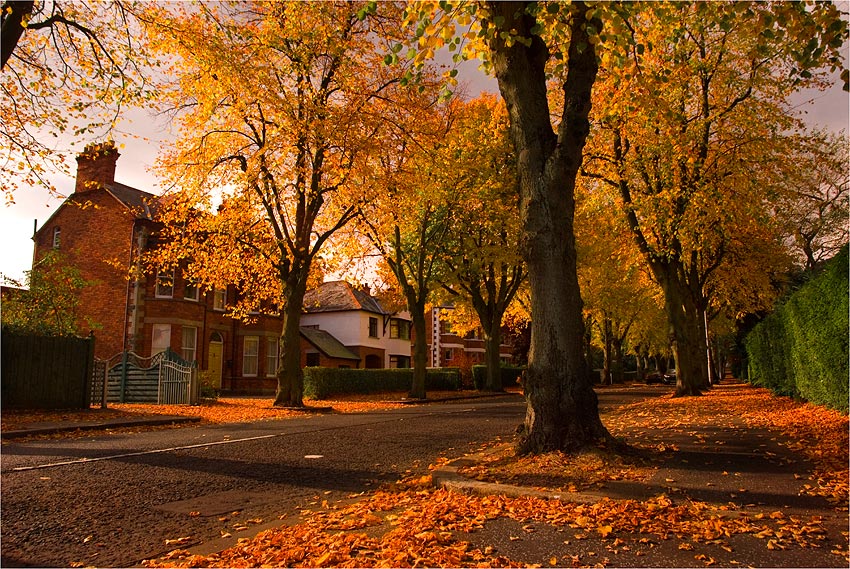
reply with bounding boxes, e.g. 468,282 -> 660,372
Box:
1,0 -> 154,200
438,95 -> 526,392
0,250 -> 97,335
146,1 -> 414,407
400,1 -> 621,453
576,174 -> 667,385
353,88 -> 457,400
583,2 -> 847,396
775,131 -> 849,272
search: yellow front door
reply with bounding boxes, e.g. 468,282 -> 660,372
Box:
208,341 -> 223,389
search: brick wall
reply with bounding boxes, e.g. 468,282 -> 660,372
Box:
33,190 -> 135,359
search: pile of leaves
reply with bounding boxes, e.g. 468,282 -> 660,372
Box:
144,478 -> 835,568
457,441 -> 655,492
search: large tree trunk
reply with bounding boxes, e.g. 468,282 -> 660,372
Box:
656,268 -> 708,397
483,319 -> 504,392
409,302 -> 428,399
612,335 -> 625,384
487,1 -> 611,454
274,279 -> 307,407
0,0 -> 33,70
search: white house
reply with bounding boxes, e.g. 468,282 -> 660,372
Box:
301,281 -> 412,369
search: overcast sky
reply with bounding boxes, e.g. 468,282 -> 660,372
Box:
1,54 -> 847,284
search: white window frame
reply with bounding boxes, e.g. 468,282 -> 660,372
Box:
213,288 -> 226,311
155,270 -> 174,298
52,226 -> 61,249
368,317 -> 378,338
243,336 -> 259,377
266,337 -> 279,377
181,326 -> 197,363
152,324 -> 171,355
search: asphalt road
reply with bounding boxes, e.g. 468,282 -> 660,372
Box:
0,387 -> 666,568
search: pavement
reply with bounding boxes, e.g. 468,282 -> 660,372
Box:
3,387 -> 848,568
0,414 -> 202,439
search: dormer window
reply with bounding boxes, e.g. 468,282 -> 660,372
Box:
52,227 -> 61,249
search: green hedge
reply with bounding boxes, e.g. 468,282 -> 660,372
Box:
471,364 -> 525,390
303,367 -> 461,399
745,245 -> 848,413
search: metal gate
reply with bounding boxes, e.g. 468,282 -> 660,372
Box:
101,349 -> 198,405
158,358 -> 196,404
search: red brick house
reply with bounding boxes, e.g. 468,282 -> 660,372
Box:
30,142 -> 411,395
426,306 -> 513,368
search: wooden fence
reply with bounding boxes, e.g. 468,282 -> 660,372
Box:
1,330 -> 95,409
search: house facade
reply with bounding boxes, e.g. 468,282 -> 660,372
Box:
29,142 -> 412,395
302,281 -> 412,369
426,306 -> 513,368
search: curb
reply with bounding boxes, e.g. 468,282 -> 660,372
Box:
1,416 -> 202,440
393,391 -> 522,405
431,451 -> 608,504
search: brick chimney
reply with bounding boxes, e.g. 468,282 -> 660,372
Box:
74,141 -> 120,194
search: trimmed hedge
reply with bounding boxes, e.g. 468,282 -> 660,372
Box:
303,367 -> 461,400
471,364 -> 525,390
745,245 -> 849,413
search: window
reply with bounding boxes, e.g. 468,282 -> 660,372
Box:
444,349 -> 453,362
441,320 -> 452,334
181,326 -> 197,363
266,338 -> 279,377
152,324 -> 171,355
242,336 -> 259,376
389,355 -> 411,369
52,227 -> 61,249
306,352 -> 321,367
213,288 -> 226,311
368,317 -> 378,338
184,281 -> 199,301
389,319 -> 410,340
156,271 -> 174,298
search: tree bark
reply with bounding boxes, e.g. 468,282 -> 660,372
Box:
274,274 -> 308,407
409,300 -> 428,399
483,319 -> 504,391
487,1 -> 611,454
655,266 -> 707,396
1,0 -> 34,70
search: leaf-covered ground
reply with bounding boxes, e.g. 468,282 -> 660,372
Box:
0,391 -> 484,434
141,384 -> 849,568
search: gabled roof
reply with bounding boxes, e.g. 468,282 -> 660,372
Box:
300,327 -> 360,361
303,281 -> 387,315
104,182 -> 158,220
36,182 -> 159,236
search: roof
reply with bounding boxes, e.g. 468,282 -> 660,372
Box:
303,281 -> 387,315
104,182 -> 158,220
299,327 -> 360,361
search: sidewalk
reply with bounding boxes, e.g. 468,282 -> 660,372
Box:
1,414 -> 201,439
0,390 -> 518,440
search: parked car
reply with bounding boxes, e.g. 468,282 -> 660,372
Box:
662,370 -> 677,385
645,372 -> 664,385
